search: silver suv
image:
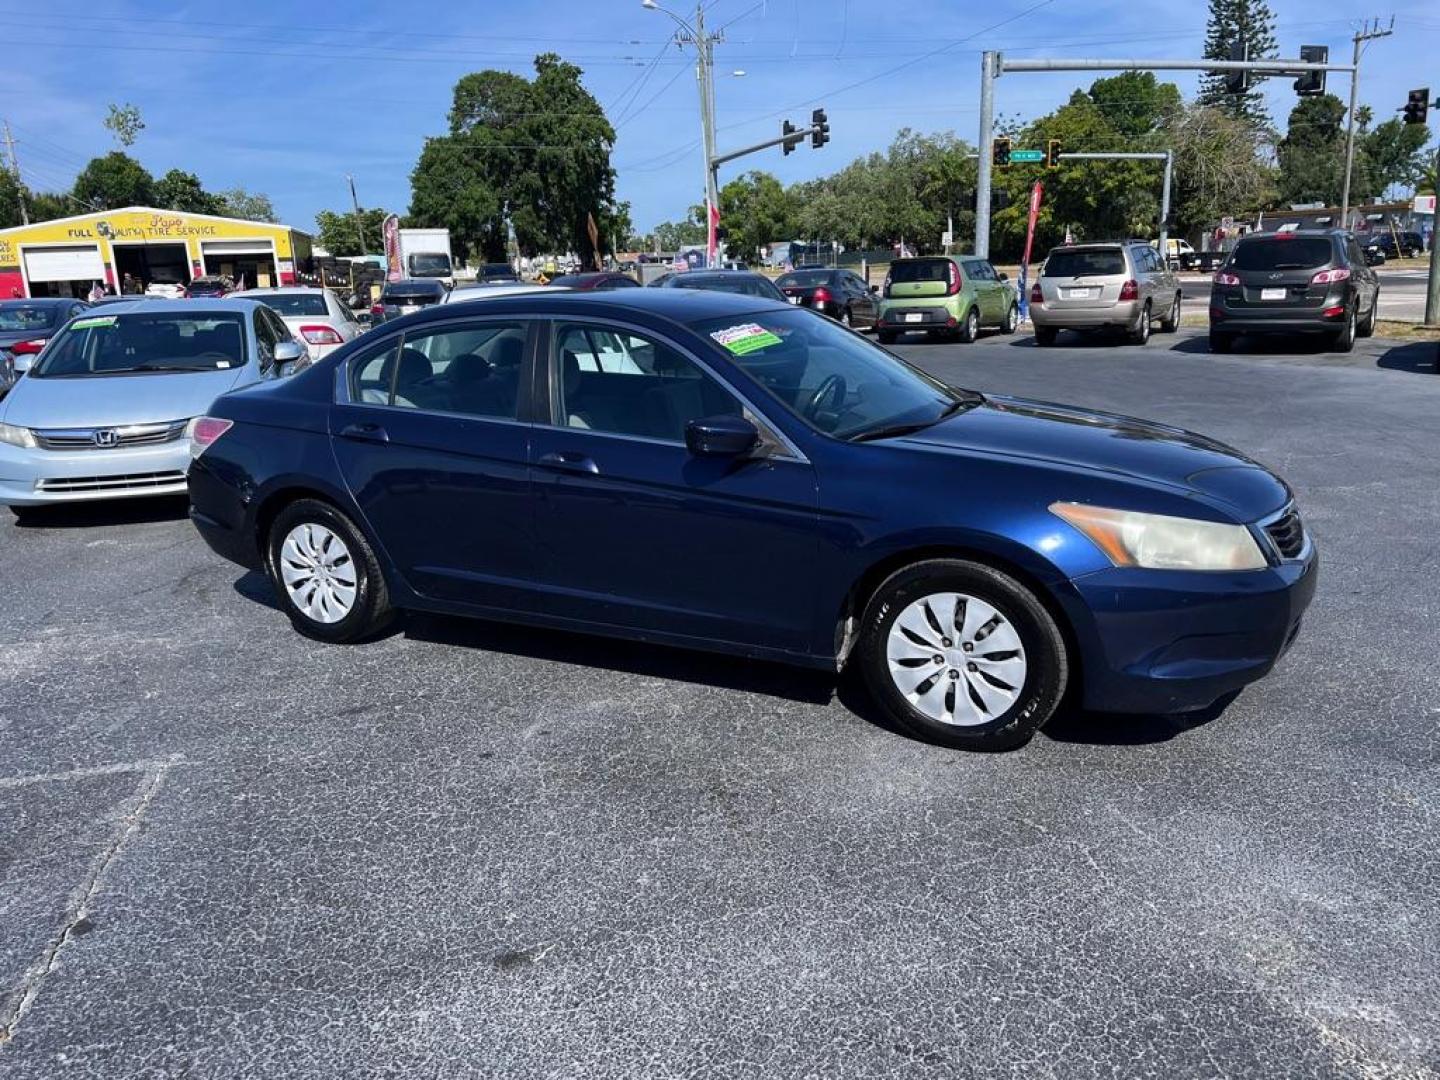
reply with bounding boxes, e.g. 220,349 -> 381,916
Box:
1030,241 -> 1181,346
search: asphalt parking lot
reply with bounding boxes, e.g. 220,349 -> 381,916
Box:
2,326 -> 1438,1078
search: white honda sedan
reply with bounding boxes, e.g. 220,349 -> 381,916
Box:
233,287 -> 364,360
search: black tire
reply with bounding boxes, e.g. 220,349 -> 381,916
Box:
1001,303 -> 1018,334
1208,330 -> 1235,353
266,498 -> 395,644
1034,326 -> 1058,347
1159,293 -> 1181,333
856,559 -> 1069,751
1330,302 -> 1357,353
878,329 -> 898,345
1357,290 -> 1378,337
840,307 -> 854,329
1127,301 -> 1152,345
958,306 -> 980,344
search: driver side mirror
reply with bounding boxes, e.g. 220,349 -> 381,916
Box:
685,414 -> 759,457
273,339 -> 305,376
869,284 -> 879,294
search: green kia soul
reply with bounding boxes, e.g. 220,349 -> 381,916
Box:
876,255 -> 1019,344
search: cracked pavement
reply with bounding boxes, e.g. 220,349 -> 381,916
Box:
0,327 -> 1437,1078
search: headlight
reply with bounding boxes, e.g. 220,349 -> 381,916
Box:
0,422 -> 37,449
1050,502 -> 1267,571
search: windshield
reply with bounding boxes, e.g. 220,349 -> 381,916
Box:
1230,238 -> 1333,271
0,305 -> 61,332
1042,249 -> 1124,277
31,312 -> 246,378
253,293 -> 327,316
671,275 -> 782,299
776,271 -> 834,288
408,253 -> 452,277
689,308 -> 971,440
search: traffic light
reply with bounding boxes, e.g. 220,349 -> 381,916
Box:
1293,45 -> 1327,96
1045,139 -> 1061,169
1224,40 -> 1249,94
810,108 -> 830,150
1402,87 -> 1430,125
782,119 -> 797,155
992,136 -> 1011,168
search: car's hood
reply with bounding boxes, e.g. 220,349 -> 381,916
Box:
896,395 -> 1289,520
0,368 -> 246,428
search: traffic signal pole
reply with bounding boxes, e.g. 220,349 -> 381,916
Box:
975,53 -> 1355,259
1428,143 -> 1440,327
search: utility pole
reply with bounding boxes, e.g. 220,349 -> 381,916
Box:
3,121 -> 29,225
1340,18 -> 1394,228
1427,144 -> 1440,327
346,174 -> 368,256
975,52 -> 998,259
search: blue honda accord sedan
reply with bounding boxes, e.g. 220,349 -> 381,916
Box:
188,289 -> 1316,750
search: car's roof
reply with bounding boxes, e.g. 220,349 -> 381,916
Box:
382,278 -> 446,289
1243,229 -> 1342,240
0,297 -> 77,307
81,298 -> 265,314
233,287 -> 327,296
397,285 -> 787,328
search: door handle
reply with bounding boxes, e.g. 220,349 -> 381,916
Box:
537,450 -> 600,475
339,422 -> 389,443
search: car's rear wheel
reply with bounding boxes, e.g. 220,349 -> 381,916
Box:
1160,293 -> 1181,333
1208,329 -> 1235,353
878,329 -> 897,345
1127,301 -> 1152,344
958,306 -> 980,344
1001,303 -> 1018,334
1357,291 -> 1378,337
1035,326 -> 1058,347
857,559 -> 1068,751
841,307 -> 854,328
267,498 -> 394,643
1330,302 -> 1357,353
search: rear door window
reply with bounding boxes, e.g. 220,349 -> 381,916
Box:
1230,238 -> 1334,271
1042,249 -> 1125,277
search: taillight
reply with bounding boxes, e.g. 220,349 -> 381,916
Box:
1213,271 -> 1241,286
187,416 -> 233,458
947,262 -> 963,296
11,337 -> 47,355
299,325 -> 343,345
370,303 -> 384,315
1311,267 -> 1351,285
1030,282 -> 1043,304
812,287 -> 832,305
1118,279 -> 1139,301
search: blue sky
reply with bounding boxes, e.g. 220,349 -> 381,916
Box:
2,0 -> 1436,236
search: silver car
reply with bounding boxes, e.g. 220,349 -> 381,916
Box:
1030,241 -> 1181,346
0,299 -> 303,519
233,286 -> 363,361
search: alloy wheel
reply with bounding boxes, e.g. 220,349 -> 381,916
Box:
885,591 -> 1028,726
279,522 -> 357,624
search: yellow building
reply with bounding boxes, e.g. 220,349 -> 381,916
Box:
0,206 -> 314,298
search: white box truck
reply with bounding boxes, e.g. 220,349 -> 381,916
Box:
397,228 -> 454,286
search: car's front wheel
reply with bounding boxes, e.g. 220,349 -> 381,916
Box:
1001,303 -> 1018,334
878,329 -> 897,345
1357,290 -> 1378,337
267,498 -> 394,643
857,559 -> 1069,751
1160,293 -> 1181,333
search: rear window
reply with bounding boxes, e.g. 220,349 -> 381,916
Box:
255,293 -> 328,317
1230,238 -> 1334,271
382,284 -> 443,303
888,260 -> 952,284
31,312 -> 247,377
671,275 -> 782,299
1042,249 -> 1125,277
776,270 -> 834,288
0,304 -> 61,332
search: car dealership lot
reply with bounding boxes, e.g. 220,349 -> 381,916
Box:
1,328 -> 1437,1077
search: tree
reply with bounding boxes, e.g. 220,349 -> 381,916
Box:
28,191 -> 73,223
652,214 -> 705,251
0,170 -> 28,228
1196,0 -> 1277,127
315,207 -> 390,257
103,102 -> 144,148
1360,120 -> 1431,198
1162,103 -> 1275,238
153,169 -> 223,214
1276,94 -> 1347,205
72,152 -> 155,210
718,172 -> 792,260
217,187 -> 278,222
409,54 -> 624,264
1087,72 -> 1182,141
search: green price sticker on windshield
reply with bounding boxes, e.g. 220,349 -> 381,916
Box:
70,316 -> 117,330
710,322 -> 781,355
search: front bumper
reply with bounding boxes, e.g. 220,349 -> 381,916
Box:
0,438 -> 192,506
1030,299 -> 1141,330
1053,547 -> 1319,714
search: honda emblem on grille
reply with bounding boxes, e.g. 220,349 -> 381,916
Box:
92,429 -> 119,447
